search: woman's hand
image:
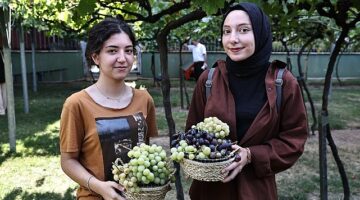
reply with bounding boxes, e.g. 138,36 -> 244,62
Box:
91,178 -> 126,200
221,145 -> 249,183
60,153 -> 126,199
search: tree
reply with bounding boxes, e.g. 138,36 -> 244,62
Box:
0,1 -> 16,152
316,1 -> 360,199
268,4 -> 321,136
264,1 -> 359,199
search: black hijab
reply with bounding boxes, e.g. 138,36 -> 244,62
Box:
221,3 -> 272,140
222,2 -> 272,77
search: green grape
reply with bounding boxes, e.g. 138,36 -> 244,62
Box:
150,159 -> 157,166
188,153 -> 195,160
170,152 -> 178,161
130,159 -> 138,166
112,143 -> 175,191
133,151 -> 141,158
123,180 -> 129,187
202,146 -> 211,156
119,173 -> 126,180
136,172 -> 142,180
112,168 -> 119,174
147,172 -> 155,181
128,181 -> 134,187
137,165 -> 145,172
155,156 -> 162,162
160,179 -> 166,185
141,176 -> 147,183
143,168 -> 150,176
157,161 -> 165,168
154,177 -> 161,184
144,160 -> 151,168
170,147 -> 177,153
148,153 -> 155,160
176,152 -> 185,161
130,177 -> 137,183
159,150 -> 167,159
155,146 -> 163,153
152,165 -> 159,171
129,187 -> 136,193
127,150 -> 134,158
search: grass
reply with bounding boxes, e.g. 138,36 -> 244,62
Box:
304,86 -> 360,130
0,80 -> 359,199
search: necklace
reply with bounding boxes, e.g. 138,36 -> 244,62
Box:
95,83 -> 122,101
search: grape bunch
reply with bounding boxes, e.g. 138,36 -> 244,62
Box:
171,117 -> 234,162
195,116 -> 230,139
112,143 -> 175,193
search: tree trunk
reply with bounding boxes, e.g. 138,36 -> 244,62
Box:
178,40 -> 184,109
1,6 -> 17,152
280,39 -> 292,72
19,25 -> 29,113
320,28 -> 350,200
2,48 -> 17,152
80,41 -> 88,78
150,52 -> 159,87
31,28 -> 37,92
334,42 -> 350,87
297,38 -> 317,135
153,9 -> 207,199
156,33 -> 184,200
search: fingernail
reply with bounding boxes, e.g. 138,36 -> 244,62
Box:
234,154 -> 241,162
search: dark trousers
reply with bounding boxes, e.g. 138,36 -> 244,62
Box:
193,61 -> 204,81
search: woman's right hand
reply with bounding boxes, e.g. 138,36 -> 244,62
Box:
91,178 -> 126,200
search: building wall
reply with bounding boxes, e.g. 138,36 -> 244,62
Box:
143,52 -> 360,79
11,50 -> 84,82
10,51 -> 360,82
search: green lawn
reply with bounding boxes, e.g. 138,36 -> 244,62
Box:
0,80 -> 359,199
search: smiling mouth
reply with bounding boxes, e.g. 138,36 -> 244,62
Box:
229,47 -> 244,52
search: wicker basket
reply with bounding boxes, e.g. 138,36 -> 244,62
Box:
124,182 -> 171,200
180,156 -> 235,182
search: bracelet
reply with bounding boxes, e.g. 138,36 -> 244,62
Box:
245,148 -> 251,164
87,175 -> 94,193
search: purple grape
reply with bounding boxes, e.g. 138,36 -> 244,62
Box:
211,140 -> 218,146
171,139 -> 179,147
198,138 -> 204,145
203,139 -> 210,146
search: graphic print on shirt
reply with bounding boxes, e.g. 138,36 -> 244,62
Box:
95,113 -> 147,181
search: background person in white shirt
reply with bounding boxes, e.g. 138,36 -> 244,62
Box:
186,38 -> 207,81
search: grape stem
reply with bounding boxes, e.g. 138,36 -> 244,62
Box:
117,143 -> 132,151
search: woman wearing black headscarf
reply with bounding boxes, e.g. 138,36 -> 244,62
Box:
185,2 -> 308,199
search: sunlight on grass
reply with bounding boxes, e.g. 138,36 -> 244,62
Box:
0,119 -> 77,200
45,120 -> 61,131
0,81 -> 359,199
0,156 -> 77,200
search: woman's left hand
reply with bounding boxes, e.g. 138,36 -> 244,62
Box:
221,145 -> 248,183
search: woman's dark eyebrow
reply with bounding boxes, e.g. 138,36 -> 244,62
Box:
223,23 -> 251,27
105,45 -> 133,49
